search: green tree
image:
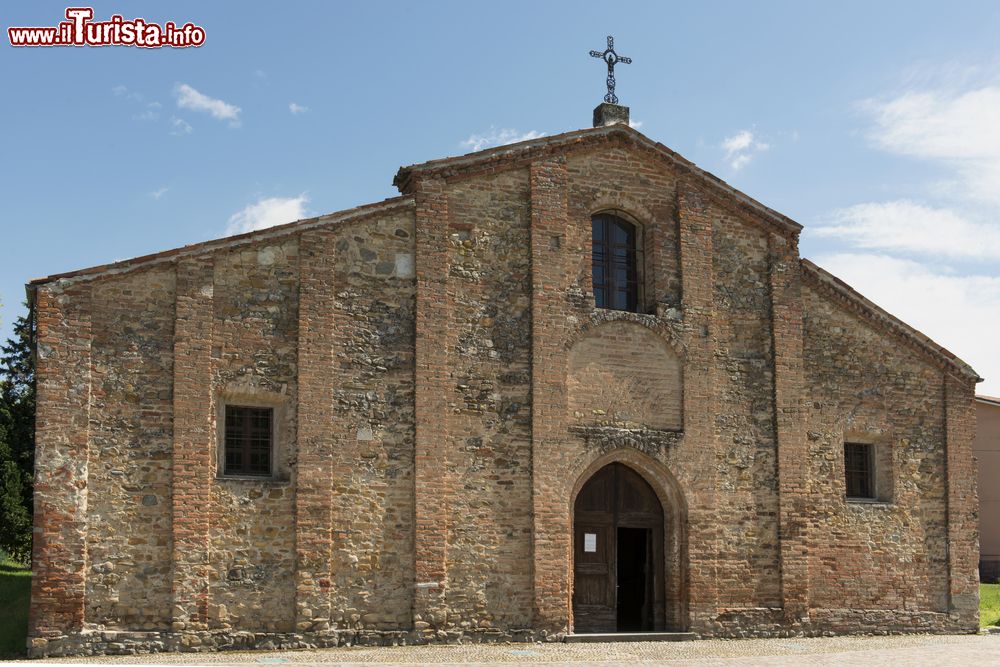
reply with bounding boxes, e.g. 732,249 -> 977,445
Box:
0,305 -> 35,564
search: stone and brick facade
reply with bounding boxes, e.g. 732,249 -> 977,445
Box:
26,123 -> 982,657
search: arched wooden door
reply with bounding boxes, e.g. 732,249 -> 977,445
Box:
573,462 -> 665,633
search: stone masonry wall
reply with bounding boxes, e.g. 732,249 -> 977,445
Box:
802,283 -> 950,612
441,170 -> 534,629
28,128 -> 980,657
29,202 -> 422,656
86,267 -> 176,629
710,212 -> 780,609
323,209 -> 416,631
209,238 -> 299,632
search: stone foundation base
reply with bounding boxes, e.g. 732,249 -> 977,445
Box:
28,628 -> 545,658
28,610 -> 979,658
694,607 -> 977,639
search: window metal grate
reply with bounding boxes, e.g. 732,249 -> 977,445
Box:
844,442 -> 874,499
592,214 -> 639,313
224,405 -> 273,476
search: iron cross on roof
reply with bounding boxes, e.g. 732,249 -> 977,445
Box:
590,35 -> 632,105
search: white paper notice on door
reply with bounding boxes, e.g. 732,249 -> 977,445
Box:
584,532 -> 597,553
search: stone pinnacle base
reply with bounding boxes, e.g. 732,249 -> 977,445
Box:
593,102 -> 630,127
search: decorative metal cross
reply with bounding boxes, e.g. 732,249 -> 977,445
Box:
590,35 -> 632,105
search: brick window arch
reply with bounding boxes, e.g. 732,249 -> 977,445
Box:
592,213 -> 641,312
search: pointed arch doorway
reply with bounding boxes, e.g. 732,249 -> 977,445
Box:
572,462 -> 667,633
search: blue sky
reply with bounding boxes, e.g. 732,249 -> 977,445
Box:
2,1 -> 999,393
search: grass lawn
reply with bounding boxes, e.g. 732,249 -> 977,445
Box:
982,583 -> 1000,628
0,555 -> 31,659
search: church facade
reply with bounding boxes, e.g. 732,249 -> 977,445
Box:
26,115 -> 981,657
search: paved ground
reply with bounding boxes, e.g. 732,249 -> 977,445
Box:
15,634 -> 1000,666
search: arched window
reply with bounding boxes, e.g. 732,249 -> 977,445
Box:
592,213 -> 640,312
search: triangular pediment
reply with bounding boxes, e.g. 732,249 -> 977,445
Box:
393,124 -> 802,239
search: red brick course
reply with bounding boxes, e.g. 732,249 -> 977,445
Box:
294,229 -> 337,632
411,177 -> 460,637
30,284 -> 92,638
170,256 -> 215,631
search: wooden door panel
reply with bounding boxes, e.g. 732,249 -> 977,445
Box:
575,574 -> 610,606
573,463 -> 665,634
575,523 -> 610,563
574,521 -> 614,631
574,524 -> 612,603
574,603 -> 617,632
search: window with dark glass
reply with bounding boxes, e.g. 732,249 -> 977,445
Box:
224,405 -> 273,476
844,442 -> 874,499
592,213 -> 640,312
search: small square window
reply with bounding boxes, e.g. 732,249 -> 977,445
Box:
844,442 -> 874,499
224,405 -> 273,477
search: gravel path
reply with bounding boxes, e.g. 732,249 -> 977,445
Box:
17,634 -> 1000,666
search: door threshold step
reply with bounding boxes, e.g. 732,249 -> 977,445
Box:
564,632 -> 698,643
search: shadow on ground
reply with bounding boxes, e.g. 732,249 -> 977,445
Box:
0,556 -> 30,659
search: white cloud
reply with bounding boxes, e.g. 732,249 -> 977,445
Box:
629,119 -> 643,130
289,102 -> 309,114
864,84 -> 1000,206
813,252 -> 1000,394
814,200 -> 1000,261
809,71 -> 1000,395
460,127 -> 545,152
225,195 -> 309,235
169,116 -> 192,136
723,130 -> 754,153
721,130 -> 769,170
112,84 -> 144,103
866,87 -> 1000,161
174,83 -> 241,124
114,86 -> 160,121
149,187 -> 169,200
